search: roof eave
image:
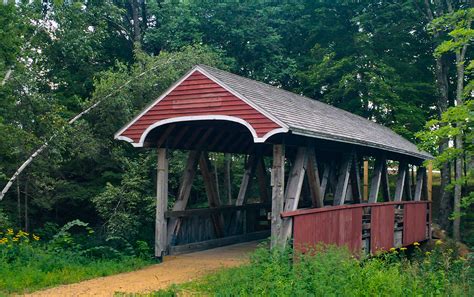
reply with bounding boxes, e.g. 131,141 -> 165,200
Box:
290,127 -> 433,161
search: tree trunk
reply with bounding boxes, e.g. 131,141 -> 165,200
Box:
129,0 -> 141,44
214,155 -> 221,201
24,177 -> 29,232
17,178 -> 21,229
452,47 -> 466,241
436,55 -> 452,230
423,0 -> 453,231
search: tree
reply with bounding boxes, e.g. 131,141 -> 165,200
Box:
429,7 -> 474,240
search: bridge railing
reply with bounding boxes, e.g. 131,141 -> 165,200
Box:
165,202 -> 271,254
281,201 -> 431,254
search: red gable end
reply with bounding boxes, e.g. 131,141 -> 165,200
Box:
116,69 -> 284,147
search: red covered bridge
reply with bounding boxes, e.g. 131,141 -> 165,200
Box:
115,65 -> 432,257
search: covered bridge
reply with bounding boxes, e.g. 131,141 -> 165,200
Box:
115,65 -> 432,257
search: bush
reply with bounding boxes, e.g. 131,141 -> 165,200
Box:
159,242 -> 472,296
0,223 -> 153,294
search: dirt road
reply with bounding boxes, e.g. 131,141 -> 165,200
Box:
27,241 -> 260,297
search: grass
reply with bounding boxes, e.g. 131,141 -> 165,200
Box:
132,242 -> 472,297
0,238 -> 153,295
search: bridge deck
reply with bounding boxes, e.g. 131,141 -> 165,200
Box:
29,240 -> 263,297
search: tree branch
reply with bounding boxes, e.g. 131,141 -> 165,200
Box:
0,58 -> 170,201
1,69 -> 13,86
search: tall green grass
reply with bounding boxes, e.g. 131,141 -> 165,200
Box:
0,244 -> 151,294
144,243 -> 472,297
0,226 -> 154,295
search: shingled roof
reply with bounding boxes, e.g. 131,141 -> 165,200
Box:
116,64 -> 431,160
196,65 -> 430,160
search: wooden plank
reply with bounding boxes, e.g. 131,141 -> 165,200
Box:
279,147 -> 308,246
271,144 -> 285,248
403,203 -> 428,245
394,162 -> 407,202
235,155 -> 257,206
196,128 -> 214,149
363,160 -> 369,201
155,148 -> 168,258
414,167 -> 426,201
184,127 -> 204,148
369,157 -> 385,203
381,161 -> 391,201
166,203 -> 271,218
256,156 -> 270,203
224,153 -> 232,204
168,230 -> 270,255
350,155 -> 362,203
320,162 -> 331,199
156,125 -> 175,148
371,204 -> 395,254
171,126 -> 189,148
292,207 -> 362,253
404,165 -> 413,201
199,152 -> 225,237
233,155 -> 258,234
208,131 -> 226,150
334,153 -> 353,205
167,150 -> 200,246
306,149 -> 323,208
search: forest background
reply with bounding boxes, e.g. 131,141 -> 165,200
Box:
0,0 -> 473,253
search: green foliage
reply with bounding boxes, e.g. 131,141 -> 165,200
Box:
0,224 -> 153,294
430,8 -> 474,57
148,244 -> 472,297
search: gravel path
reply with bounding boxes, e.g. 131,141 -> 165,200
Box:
27,241 -> 260,297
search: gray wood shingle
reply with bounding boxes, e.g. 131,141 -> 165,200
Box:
197,64 -> 431,160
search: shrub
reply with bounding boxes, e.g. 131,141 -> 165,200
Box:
164,242 -> 472,296
0,223 -> 153,294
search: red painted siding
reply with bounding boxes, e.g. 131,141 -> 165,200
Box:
284,201 -> 430,254
403,203 -> 427,245
119,71 -> 281,142
370,205 -> 395,253
293,207 -> 362,253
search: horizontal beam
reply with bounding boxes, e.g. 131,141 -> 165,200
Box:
165,203 -> 271,218
168,230 -> 270,255
281,201 -> 431,218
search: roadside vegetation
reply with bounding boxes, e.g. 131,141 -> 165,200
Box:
0,221 -> 154,295
141,242 -> 472,297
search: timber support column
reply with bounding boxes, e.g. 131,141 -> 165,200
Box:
155,148 -> 169,259
271,144 -> 285,248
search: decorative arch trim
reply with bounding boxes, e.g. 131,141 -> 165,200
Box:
117,115 -> 287,147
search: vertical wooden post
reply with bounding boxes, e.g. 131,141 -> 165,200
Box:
363,160 -> 369,201
155,148 -> 168,258
167,150 -> 200,246
236,155 -> 257,206
306,148 -> 323,208
279,147 -> 308,246
369,157 -> 385,203
200,152 -> 225,237
427,161 -> 433,201
224,153 -> 232,205
271,144 -> 285,249
233,155 -> 257,234
320,162 -> 331,199
394,161 -> 407,202
381,162 -> 391,201
334,153 -> 353,205
405,165 -> 413,200
350,155 -> 362,203
414,166 -> 426,201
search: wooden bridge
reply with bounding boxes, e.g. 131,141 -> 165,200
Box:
115,65 -> 432,258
